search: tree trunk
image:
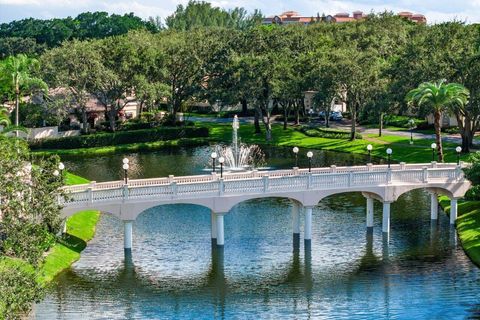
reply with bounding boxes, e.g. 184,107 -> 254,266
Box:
15,90 -> 19,137
294,102 -> 300,125
434,110 -> 444,162
81,106 -> 88,134
266,122 -> 272,141
283,106 -> 288,130
350,106 -> 357,141
241,99 -> 248,116
108,108 -> 116,132
254,106 -> 261,134
379,112 -> 384,137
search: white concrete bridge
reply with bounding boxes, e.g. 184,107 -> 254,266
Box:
61,162 -> 470,250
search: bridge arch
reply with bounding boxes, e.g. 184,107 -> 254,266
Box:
220,194 -> 305,214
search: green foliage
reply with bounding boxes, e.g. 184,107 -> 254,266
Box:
0,107 -> 10,127
29,126 -> 209,150
0,12 -> 158,49
464,152 -> 480,200
0,137 -> 65,266
0,37 -> 46,59
0,258 -> 44,319
406,80 -> 469,161
165,1 -> 262,30
300,126 -> 363,140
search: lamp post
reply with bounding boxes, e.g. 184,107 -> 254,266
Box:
386,148 -> 392,168
293,146 -> 299,167
211,152 -> 217,173
122,158 -> 129,184
307,151 -> 313,172
456,146 -> 462,165
219,156 -> 225,178
430,143 -> 437,162
408,119 -> 415,145
58,162 -> 65,176
367,144 -> 373,164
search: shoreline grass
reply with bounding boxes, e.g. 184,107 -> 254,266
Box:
37,210 -> 100,283
36,172 -> 100,284
439,196 -> 480,267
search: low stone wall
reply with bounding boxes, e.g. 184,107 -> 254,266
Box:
12,126 -> 81,140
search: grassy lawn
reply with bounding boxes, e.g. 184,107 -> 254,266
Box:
37,210 -> 100,283
439,196 -> 480,267
65,172 -> 89,185
204,122 -> 468,163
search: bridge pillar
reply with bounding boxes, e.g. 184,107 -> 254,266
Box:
430,193 -> 438,220
216,213 -> 226,246
124,220 -> 133,250
366,197 -> 374,228
304,206 -> 313,241
450,198 -> 458,225
211,211 -> 217,244
292,202 -> 300,235
382,202 -> 391,233
62,219 -> 67,234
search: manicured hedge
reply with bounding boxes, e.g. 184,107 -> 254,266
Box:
300,126 -> 362,139
29,126 -> 209,150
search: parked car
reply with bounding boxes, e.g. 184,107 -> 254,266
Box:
318,111 -> 326,120
330,111 -> 343,121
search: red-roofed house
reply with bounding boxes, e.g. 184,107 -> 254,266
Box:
263,10 -> 426,25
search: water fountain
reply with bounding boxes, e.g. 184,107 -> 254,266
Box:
212,115 -> 265,171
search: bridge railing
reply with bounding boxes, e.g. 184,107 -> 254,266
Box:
62,163 -> 465,206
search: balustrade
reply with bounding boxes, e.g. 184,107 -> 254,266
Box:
62,163 -> 464,207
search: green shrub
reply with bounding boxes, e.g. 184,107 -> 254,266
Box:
0,258 -> 44,319
300,126 -> 362,139
29,126 -> 209,150
464,152 -> 480,200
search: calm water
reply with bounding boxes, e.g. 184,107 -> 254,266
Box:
34,146 -> 480,319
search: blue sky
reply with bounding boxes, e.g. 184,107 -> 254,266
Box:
1,0 -> 479,24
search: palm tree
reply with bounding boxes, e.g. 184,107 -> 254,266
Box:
406,80 -> 469,162
0,54 -> 47,136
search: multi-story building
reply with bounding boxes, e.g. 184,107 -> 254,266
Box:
263,10 -> 426,25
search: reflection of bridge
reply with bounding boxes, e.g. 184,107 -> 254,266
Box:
62,162 -> 470,250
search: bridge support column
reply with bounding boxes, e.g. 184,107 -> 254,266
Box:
430,193 -> 438,220
450,199 -> 458,225
366,197 -> 374,228
292,202 -> 300,235
124,220 -> 133,250
62,219 -> 67,234
211,211 -> 217,244
304,206 -> 313,241
216,213 -> 225,246
382,202 -> 391,233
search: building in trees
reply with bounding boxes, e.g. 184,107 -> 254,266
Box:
263,10 -> 426,25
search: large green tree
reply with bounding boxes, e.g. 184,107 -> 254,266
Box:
406,80 -> 469,162
41,40 -> 104,133
166,1 -> 262,30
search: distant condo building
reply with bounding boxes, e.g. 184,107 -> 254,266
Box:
263,10 -> 426,25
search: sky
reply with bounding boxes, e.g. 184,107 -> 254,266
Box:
1,0 -> 480,24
